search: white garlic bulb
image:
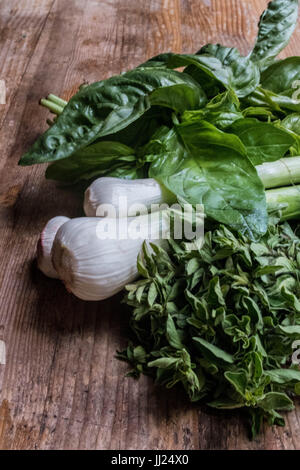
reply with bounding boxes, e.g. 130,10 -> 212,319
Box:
51,214 -> 169,301
83,177 -> 174,217
37,216 -> 70,278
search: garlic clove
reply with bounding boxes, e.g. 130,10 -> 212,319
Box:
83,177 -> 175,217
52,215 -> 169,301
37,216 -> 70,278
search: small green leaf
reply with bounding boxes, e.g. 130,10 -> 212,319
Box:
147,282 -> 158,307
258,392 -> 294,411
137,250 -> 149,278
277,325 -> 300,336
225,370 -> 248,397
254,265 -> 283,277
136,284 -> 146,303
266,368 -> 300,384
148,357 -> 179,369
193,337 -> 234,364
133,346 -> 147,363
207,276 -> 225,307
166,315 -> 183,349
186,258 -> 201,276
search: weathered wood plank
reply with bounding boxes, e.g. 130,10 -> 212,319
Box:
0,0 -> 55,131
0,0 -> 299,450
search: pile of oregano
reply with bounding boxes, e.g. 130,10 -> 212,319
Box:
118,218 -> 300,437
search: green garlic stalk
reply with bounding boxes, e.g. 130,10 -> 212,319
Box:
266,185 -> 300,220
256,158 -> 300,188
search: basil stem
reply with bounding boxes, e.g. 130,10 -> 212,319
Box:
40,98 -> 64,115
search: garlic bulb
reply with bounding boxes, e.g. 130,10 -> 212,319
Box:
52,215 -> 169,301
37,216 -> 70,278
83,177 -> 175,217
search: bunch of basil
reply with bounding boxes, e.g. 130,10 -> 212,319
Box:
20,0 -> 300,240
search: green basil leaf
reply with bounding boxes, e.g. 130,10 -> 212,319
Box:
282,113 -> 300,135
182,90 -> 243,130
19,68 -> 203,166
245,86 -> 300,114
281,113 -> 300,155
261,57 -> 300,95
141,46 -> 260,98
196,44 -> 260,98
228,118 -> 295,165
45,141 -> 135,183
149,121 -> 267,239
103,106 -> 172,148
106,166 -> 144,180
250,0 -> 299,71
149,83 -> 207,113
242,106 -> 276,121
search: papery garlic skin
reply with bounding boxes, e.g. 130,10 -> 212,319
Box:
83,177 -> 175,217
52,215 -> 169,301
37,216 -> 70,278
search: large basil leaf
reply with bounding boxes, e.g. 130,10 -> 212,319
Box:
250,0 -> 299,71
148,121 -> 267,239
140,46 -> 260,98
19,68 -> 204,166
46,107 -> 172,183
246,56 -> 300,114
148,83 -> 206,113
183,64 -> 222,98
182,90 -> 243,130
281,113 -> 300,154
282,113 -> 300,134
261,57 -> 300,95
196,44 -> 260,98
45,141 -> 136,183
228,118 -> 295,165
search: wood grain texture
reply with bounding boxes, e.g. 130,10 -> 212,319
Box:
0,0 -> 299,450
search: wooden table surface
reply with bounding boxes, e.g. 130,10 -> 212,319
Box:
0,0 -> 299,450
